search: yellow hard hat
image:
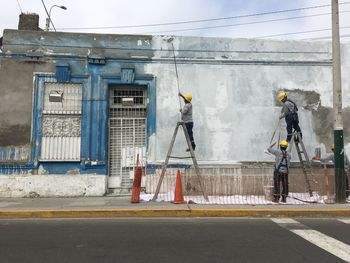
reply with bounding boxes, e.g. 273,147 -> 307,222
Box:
278,91 -> 287,101
184,93 -> 192,102
280,140 -> 288,148
331,144 -> 334,150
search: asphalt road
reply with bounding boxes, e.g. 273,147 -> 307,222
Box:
0,218 -> 349,263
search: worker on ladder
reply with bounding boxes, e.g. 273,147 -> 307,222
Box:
179,92 -> 196,151
268,140 -> 291,203
313,144 -> 350,199
278,91 -> 303,142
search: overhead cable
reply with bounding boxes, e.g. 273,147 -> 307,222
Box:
16,0 -> 23,13
40,0 -> 56,31
141,10 -> 350,35
303,34 -> 350,40
256,26 -> 350,38
57,2 -> 350,31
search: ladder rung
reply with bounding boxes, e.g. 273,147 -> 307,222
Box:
168,155 -> 192,159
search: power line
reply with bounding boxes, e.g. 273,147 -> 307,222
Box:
141,10 -> 350,35
40,0 -> 56,31
256,26 -> 350,38
16,0 -> 23,13
57,2 -> 350,31
303,34 -> 350,40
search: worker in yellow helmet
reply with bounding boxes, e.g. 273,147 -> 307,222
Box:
179,92 -> 196,151
278,91 -> 302,142
267,140 -> 291,203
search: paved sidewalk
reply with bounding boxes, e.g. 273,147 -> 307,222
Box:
0,196 -> 350,218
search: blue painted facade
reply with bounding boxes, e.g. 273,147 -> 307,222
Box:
3,28 -> 349,174
0,42 -> 156,175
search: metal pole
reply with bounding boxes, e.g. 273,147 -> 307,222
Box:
171,42 -> 182,109
48,6 -> 57,32
332,0 -> 346,203
45,17 -> 50,31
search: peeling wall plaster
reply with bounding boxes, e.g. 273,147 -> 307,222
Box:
147,36 -> 349,162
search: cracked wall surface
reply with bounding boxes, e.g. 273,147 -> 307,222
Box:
277,88 -> 349,153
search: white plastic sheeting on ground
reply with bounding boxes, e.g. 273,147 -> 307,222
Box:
140,192 -> 325,205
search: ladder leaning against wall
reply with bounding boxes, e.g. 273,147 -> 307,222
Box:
289,131 -> 316,197
151,121 -> 209,202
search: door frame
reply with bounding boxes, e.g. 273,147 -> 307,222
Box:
101,74 -> 156,189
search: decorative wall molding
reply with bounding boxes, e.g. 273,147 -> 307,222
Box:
42,116 -> 81,137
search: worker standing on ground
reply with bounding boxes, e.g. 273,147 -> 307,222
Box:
268,140 -> 291,203
278,91 -> 302,142
314,144 -> 350,199
179,92 -> 196,151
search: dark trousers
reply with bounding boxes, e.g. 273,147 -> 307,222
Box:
185,122 -> 196,150
273,170 -> 289,202
346,171 -> 349,198
286,113 -> 302,142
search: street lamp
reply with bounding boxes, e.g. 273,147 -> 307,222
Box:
45,5 -> 67,32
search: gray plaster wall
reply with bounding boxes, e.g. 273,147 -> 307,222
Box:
1,29 -> 349,163
148,36 -> 349,162
0,59 -> 54,146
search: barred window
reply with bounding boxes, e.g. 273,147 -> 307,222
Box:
40,83 -> 82,161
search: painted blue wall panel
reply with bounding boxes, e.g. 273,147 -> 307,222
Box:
30,72 -> 107,175
87,64 -> 108,163
56,63 -> 71,82
16,58 -> 156,176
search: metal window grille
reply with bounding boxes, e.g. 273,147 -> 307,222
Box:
40,83 -> 82,161
43,83 -> 82,114
108,86 -> 147,192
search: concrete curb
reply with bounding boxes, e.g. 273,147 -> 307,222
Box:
1,208 -> 350,218
190,208 -> 350,218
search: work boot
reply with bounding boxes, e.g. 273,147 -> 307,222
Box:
281,197 -> 287,203
295,133 -> 303,142
294,135 -> 299,143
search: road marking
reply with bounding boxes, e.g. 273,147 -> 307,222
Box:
272,218 -> 350,262
271,218 -> 298,224
338,219 -> 350,224
291,229 -> 350,262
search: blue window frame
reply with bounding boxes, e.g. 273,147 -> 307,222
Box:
30,72 -> 156,175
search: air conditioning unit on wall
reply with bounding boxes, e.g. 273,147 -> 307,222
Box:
49,90 -> 64,102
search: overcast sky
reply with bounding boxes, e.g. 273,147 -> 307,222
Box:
1,0 -> 350,41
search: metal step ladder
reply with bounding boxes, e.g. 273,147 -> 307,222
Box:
152,121 -> 209,202
289,131 -> 314,197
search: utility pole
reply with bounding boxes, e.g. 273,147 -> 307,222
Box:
45,17 -> 50,31
332,0 -> 346,203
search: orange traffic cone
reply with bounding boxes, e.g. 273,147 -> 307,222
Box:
131,154 -> 142,203
172,170 -> 186,204
131,186 -> 141,203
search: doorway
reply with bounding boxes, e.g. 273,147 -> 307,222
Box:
108,85 -> 147,193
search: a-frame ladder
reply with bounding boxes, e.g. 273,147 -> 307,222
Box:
152,121 -> 209,202
289,131 -> 314,197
